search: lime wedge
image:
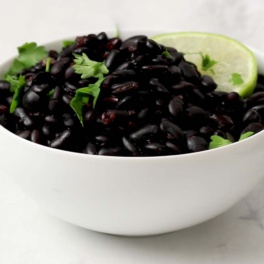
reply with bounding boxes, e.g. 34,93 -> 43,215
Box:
152,32 -> 257,97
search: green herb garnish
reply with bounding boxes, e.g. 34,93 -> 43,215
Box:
162,50 -> 174,60
5,42 -> 47,76
72,53 -> 109,79
48,89 -> 54,98
115,25 -> 121,38
229,73 -> 244,85
62,40 -> 75,48
199,52 -> 218,73
45,57 -> 51,72
238,131 -> 254,140
209,131 -> 254,149
70,78 -> 104,126
4,75 -> 26,113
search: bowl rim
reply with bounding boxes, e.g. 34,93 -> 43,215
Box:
1,30 -> 264,161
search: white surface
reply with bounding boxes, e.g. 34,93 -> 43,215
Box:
1,0 -> 264,262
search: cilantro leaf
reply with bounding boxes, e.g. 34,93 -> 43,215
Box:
209,135 -> 232,149
229,73 -> 244,85
62,40 -> 75,48
70,78 -> 104,126
6,42 -> 47,76
162,50 -> 174,60
239,131 -> 254,140
73,53 -> 109,79
4,75 -> 26,113
209,131 -> 254,150
200,52 -> 218,72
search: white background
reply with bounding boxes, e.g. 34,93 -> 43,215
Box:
1,0 -> 264,263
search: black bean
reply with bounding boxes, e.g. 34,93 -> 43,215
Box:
111,81 -> 139,94
171,81 -> 193,93
187,136 -> 208,152
165,141 -> 182,154
247,92 -> 264,106
60,46 -> 74,57
42,125 -> 52,137
14,107 -> 33,127
31,84 -> 49,93
50,57 -> 70,76
74,46 -> 90,54
105,50 -> 122,71
98,147 -> 122,156
199,125 -> 215,138
0,81 -> 11,92
17,130 -> 31,139
48,50 -> 59,59
168,96 -> 183,117
243,109 -> 261,124
65,66 -> 76,80
141,65 -> 169,75
107,38 -> 122,50
179,61 -> 200,82
184,130 -> 198,138
62,94 -> 73,105
83,109 -> 94,122
116,95 -> 134,109
22,89 -> 41,111
149,78 -> 169,93
95,135 -> 109,144
49,129 -> 72,148
0,105 -> 8,114
30,129 -> 41,144
64,82 -> 77,94
137,108 -> 149,120
122,137 -> 139,154
101,109 -> 135,124
168,65 -> 181,80
130,124 -> 159,141
84,142 -> 98,155
186,106 -> 208,128
242,122 -> 264,134
63,113 -> 75,127
45,115 -> 58,124
115,61 -> 132,71
145,142 -> 164,152
120,35 -> 147,52
160,119 -> 185,143
200,75 -> 217,93
112,70 -> 136,78
165,47 -> 183,63
210,114 -> 234,131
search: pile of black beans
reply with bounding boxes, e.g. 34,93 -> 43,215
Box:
0,32 -> 264,156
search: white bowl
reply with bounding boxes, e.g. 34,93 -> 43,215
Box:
1,30 -> 264,236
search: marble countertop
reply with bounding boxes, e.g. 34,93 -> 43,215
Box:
1,0 -> 264,263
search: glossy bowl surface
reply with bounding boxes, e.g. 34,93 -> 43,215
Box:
1,30 -> 264,236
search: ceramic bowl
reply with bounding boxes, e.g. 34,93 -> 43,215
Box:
1,30 -> 264,236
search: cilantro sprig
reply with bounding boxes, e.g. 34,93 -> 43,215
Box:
199,52 -> 217,73
70,53 -> 109,126
5,42 -> 47,76
70,78 -> 104,126
184,52 -> 218,74
4,75 -> 26,113
209,131 -> 254,149
72,53 -> 109,79
3,42 -> 47,113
